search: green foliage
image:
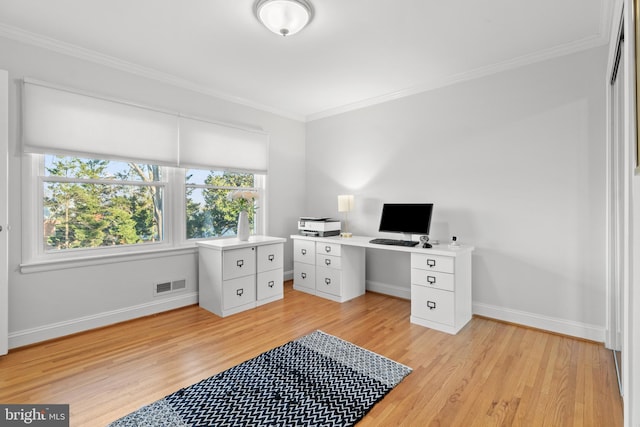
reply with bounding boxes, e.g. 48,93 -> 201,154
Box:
43,157 -> 258,250
44,156 -> 160,251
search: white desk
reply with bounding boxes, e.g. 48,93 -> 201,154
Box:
290,235 -> 474,334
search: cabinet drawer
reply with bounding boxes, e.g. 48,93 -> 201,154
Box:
411,269 -> 454,292
316,254 -> 341,270
411,253 -> 454,274
222,275 -> 256,310
411,285 -> 454,326
294,240 -> 316,263
223,247 -> 256,280
257,268 -> 283,301
294,261 -> 315,289
257,243 -> 283,272
316,266 -> 341,296
316,242 -> 341,256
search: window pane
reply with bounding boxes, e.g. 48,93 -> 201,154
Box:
43,182 -> 163,251
185,170 -> 257,239
45,155 -> 161,182
185,169 -> 254,187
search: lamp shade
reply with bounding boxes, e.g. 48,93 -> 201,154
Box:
338,195 -> 354,212
255,0 -> 313,36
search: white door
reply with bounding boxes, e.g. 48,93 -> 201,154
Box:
0,69 -> 7,355
606,21 -> 627,395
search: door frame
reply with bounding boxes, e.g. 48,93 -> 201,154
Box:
1,69 -> 8,356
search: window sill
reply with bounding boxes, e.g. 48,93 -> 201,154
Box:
19,245 -> 198,274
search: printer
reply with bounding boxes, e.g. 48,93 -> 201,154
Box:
298,217 -> 341,237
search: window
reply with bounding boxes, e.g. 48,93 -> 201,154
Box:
42,155 -> 165,252
185,169 -> 262,240
24,155 -> 264,267
21,79 -> 269,269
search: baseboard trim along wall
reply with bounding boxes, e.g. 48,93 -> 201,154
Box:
365,280 -> 604,342
472,302 -> 604,342
366,280 -> 411,300
8,291 -> 198,349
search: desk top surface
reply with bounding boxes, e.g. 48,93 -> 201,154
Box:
290,234 -> 474,256
197,235 -> 286,251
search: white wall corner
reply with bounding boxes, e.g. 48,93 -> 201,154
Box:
472,301 -> 605,342
8,291 -> 198,349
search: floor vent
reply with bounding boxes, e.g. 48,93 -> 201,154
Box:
154,279 -> 186,296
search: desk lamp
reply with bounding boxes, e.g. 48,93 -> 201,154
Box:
338,195 -> 354,238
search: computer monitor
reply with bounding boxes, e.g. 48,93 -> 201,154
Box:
378,203 -> 433,241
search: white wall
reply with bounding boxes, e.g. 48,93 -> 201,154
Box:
306,46 -> 608,340
0,36 -> 306,347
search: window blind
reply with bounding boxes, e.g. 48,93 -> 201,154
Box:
22,79 -> 179,165
179,116 -> 268,174
22,79 -> 269,173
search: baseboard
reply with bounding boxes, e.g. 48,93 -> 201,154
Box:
363,280 -> 604,342
366,280 -> 410,300
473,301 -> 605,342
8,291 -> 199,349
284,269 -> 293,282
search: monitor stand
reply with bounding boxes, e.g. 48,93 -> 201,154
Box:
402,233 -> 413,242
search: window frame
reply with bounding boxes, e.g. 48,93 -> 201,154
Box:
21,155 -> 266,272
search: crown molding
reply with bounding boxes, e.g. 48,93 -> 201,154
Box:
306,33 -> 609,122
0,19 -> 611,125
0,23 -> 306,122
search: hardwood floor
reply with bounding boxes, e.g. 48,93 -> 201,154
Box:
0,281 -> 622,426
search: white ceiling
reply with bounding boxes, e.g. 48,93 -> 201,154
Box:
0,0 -> 612,121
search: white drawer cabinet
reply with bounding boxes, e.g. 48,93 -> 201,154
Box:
292,238 -> 365,303
198,236 -> 286,317
222,247 -> 256,280
410,251 -> 472,334
293,240 -> 316,294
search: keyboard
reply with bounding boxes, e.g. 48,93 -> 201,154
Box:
369,238 -> 419,247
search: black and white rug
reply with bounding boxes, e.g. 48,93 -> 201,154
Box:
108,330 -> 412,426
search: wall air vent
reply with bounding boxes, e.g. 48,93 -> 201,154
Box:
154,279 -> 187,296
172,279 -> 186,290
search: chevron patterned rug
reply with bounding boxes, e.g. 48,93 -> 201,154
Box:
108,330 -> 412,426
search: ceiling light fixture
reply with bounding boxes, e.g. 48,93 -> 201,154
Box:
255,0 -> 313,37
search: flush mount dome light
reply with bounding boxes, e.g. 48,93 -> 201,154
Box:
255,0 -> 313,37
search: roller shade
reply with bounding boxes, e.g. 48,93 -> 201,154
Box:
22,79 -> 269,173
179,116 -> 268,173
22,79 -> 179,165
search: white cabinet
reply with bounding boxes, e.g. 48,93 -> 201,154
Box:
198,236 -> 286,317
410,251 -> 472,334
293,239 -> 365,303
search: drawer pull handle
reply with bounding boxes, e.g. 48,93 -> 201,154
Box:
301,249 -> 307,255
325,258 -> 331,266
237,260 -> 244,268
301,272 -> 307,279
237,288 -> 244,297
268,281 -> 274,288
427,276 -> 436,285
268,254 -> 275,261
427,259 -> 436,268
325,246 -> 331,253
427,300 -> 436,310
325,278 -> 331,285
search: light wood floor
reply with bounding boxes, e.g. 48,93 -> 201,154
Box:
0,281 -> 622,426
